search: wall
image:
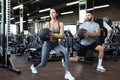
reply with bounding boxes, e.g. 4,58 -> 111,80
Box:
59,11 -> 79,25
94,3 -> 120,21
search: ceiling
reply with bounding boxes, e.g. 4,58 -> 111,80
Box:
11,0 -> 79,21
1,0 -> 120,23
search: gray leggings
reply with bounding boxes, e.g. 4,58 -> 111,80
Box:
35,41 -> 70,71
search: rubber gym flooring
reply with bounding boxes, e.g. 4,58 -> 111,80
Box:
0,54 -> 120,80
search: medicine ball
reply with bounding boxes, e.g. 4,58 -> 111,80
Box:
39,28 -> 51,41
77,28 -> 86,39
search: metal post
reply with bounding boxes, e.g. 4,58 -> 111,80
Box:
20,7 -> 23,32
79,0 -> 87,23
0,0 -> 6,65
0,0 -> 21,74
6,0 -> 11,64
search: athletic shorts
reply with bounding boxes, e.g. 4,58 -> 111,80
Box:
77,42 -> 98,56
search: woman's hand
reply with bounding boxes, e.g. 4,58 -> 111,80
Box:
48,32 -> 59,42
49,32 -> 53,40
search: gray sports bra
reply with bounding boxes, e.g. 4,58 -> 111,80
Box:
49,21 -> 60,33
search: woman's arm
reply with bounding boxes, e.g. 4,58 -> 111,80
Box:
59,22 -> 65,38
43,22 -> 49,28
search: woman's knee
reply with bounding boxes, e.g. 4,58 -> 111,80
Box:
60,50 -> 69,56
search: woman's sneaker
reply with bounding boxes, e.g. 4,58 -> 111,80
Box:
65,72 -> 75,80
61,59 -> 65,67
30,64 -> 38,74
97,66 -> 106,72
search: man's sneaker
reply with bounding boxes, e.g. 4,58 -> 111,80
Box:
61,59 -> 65,67
80,57 -> 85,61
97,66 -> 106,72
65,72 -> 75,80
30,64 -> 38,74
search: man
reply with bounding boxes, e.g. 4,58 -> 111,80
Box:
69,11 -> 106,72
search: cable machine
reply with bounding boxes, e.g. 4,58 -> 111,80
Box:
0,0 -> 21,74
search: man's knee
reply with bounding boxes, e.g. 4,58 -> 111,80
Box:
96,45 -> 104,52
69,56 -> 80,62
100,46 -> 104,51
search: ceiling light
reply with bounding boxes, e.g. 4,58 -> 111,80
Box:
23,21 -> 26,23
28,19 -> 33,22
30,0 -> 41,4
27,14 -> 30,16
40,15 -> 50,19
10,17 -> 15,20
87,8 -> 94,11
15,22 -> 20,24
35,0 -> 40,1
13,4 -> 23,10
60,11 -> 74,15
87,4 -> 110,11
94,4 -> 109,9
39,8 -> 50,13
66,1 -> 79,6
15,21 -> 26,24
66,1 -> 86,6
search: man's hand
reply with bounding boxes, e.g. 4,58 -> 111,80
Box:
84,30 -> 89,37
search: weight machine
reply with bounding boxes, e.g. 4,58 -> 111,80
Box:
60,30 -> 74,57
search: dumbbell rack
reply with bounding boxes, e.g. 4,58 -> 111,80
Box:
0,0 -> 21,74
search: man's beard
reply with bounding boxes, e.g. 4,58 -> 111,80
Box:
86,18 -> 92,22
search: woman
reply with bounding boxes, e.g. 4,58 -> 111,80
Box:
30,8 -> 75,80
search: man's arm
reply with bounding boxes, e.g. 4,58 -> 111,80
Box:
85,29 -> 100,37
